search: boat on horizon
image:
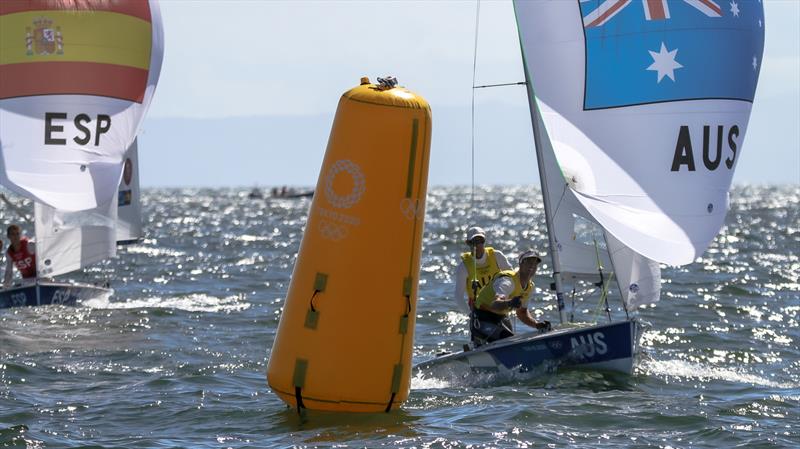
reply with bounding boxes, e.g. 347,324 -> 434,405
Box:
270,186 -> 314,199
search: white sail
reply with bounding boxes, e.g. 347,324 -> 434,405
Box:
532,73 -> 660,306
514,0 -> 765,265
532,94 -> 612,283
116,139 -> 143,243
0,1 -> 164,212
606,232 -> 661,309
35,199 -> 117,278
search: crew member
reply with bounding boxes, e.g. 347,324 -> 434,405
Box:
4,224 -> 36,287
453,226 -> 512,314
470,249 -> 550,345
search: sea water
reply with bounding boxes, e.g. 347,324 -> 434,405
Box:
1,185 -> 798,448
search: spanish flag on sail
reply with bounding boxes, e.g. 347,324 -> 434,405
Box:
0,0 -> 155,103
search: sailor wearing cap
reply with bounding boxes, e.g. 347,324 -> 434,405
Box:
470,249 -> 551,345
453,226 -> 512,315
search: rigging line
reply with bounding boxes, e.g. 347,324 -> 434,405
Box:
469,0 -> 481,216
473,81 -> 527,89
551,183 -> 569,225
592,271 -> 615,323
592,235 -> 612,322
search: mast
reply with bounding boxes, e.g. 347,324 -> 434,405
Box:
515,14 -> 567,324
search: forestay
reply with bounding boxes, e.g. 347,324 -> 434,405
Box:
0,0 -> 164,211
514,0 -> 765,265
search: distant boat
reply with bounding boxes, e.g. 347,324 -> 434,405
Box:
417,0 -> 764,377
0,280 -> 110,309
0,139 -> 144,309
270,187 -> 314,199
247,188 -> 264,199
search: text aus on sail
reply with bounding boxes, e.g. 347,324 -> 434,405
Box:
671,124 -> 741,172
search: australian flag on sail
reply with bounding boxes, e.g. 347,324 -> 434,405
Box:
579,0 -> 765,110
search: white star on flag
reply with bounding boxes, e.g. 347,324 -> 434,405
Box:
647,42 -> 683,83
753,56 -> 758,70
758,19 -> 762,27
730,1 -> 740,17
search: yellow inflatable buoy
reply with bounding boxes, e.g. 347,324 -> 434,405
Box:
267,77 -> 432,413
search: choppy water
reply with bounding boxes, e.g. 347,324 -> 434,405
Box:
1,185 -> 798,448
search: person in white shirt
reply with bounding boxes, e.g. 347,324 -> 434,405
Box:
452,226 -> 512,314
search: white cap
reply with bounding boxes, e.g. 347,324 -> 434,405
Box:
465,226 -> 486,243
518,249 -> 542,264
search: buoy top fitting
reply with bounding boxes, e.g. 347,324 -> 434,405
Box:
343,76 -> 430,110
376,76 -> 398,90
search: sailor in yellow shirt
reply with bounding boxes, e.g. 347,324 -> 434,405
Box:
453,226 -> 512,314
470,249 -> 551,345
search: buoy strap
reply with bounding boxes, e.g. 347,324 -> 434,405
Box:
292,359 -> 308,389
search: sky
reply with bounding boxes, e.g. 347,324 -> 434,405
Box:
139,0 -> 800,187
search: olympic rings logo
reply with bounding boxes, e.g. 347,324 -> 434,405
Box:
319,221 -> 347,241
400,198 -> 423,220
323,160 -> 366,209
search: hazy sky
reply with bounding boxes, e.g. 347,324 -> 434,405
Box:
141,0 -> 800,187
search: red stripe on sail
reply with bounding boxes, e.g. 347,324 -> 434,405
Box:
697,0 -> 722,16
0,0 -> 151,22
0,61 -> 147,102
586,0 -> 629,28
645,0 -> 667,20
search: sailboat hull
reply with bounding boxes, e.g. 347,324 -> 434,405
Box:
415,320 -> 637,379
0,281 -> 112,309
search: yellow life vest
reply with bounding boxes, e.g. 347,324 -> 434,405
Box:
474,269 -> 534,315
461,247 -> 501,302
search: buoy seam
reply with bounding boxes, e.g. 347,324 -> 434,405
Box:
271,386 -> 391,406
404,119 -> 419,198
342,94 -> 429,111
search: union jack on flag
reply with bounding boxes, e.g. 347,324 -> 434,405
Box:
578,0 -> 765,110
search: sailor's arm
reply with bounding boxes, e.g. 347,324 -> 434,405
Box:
4,257 -> 13,287
516,306 -> 539,328
515,294 -> 550,331
483,277 -> 518,313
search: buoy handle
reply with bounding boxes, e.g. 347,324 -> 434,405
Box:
376,76 -> 398,90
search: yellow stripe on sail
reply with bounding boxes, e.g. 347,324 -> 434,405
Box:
0,11 -> 151,69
